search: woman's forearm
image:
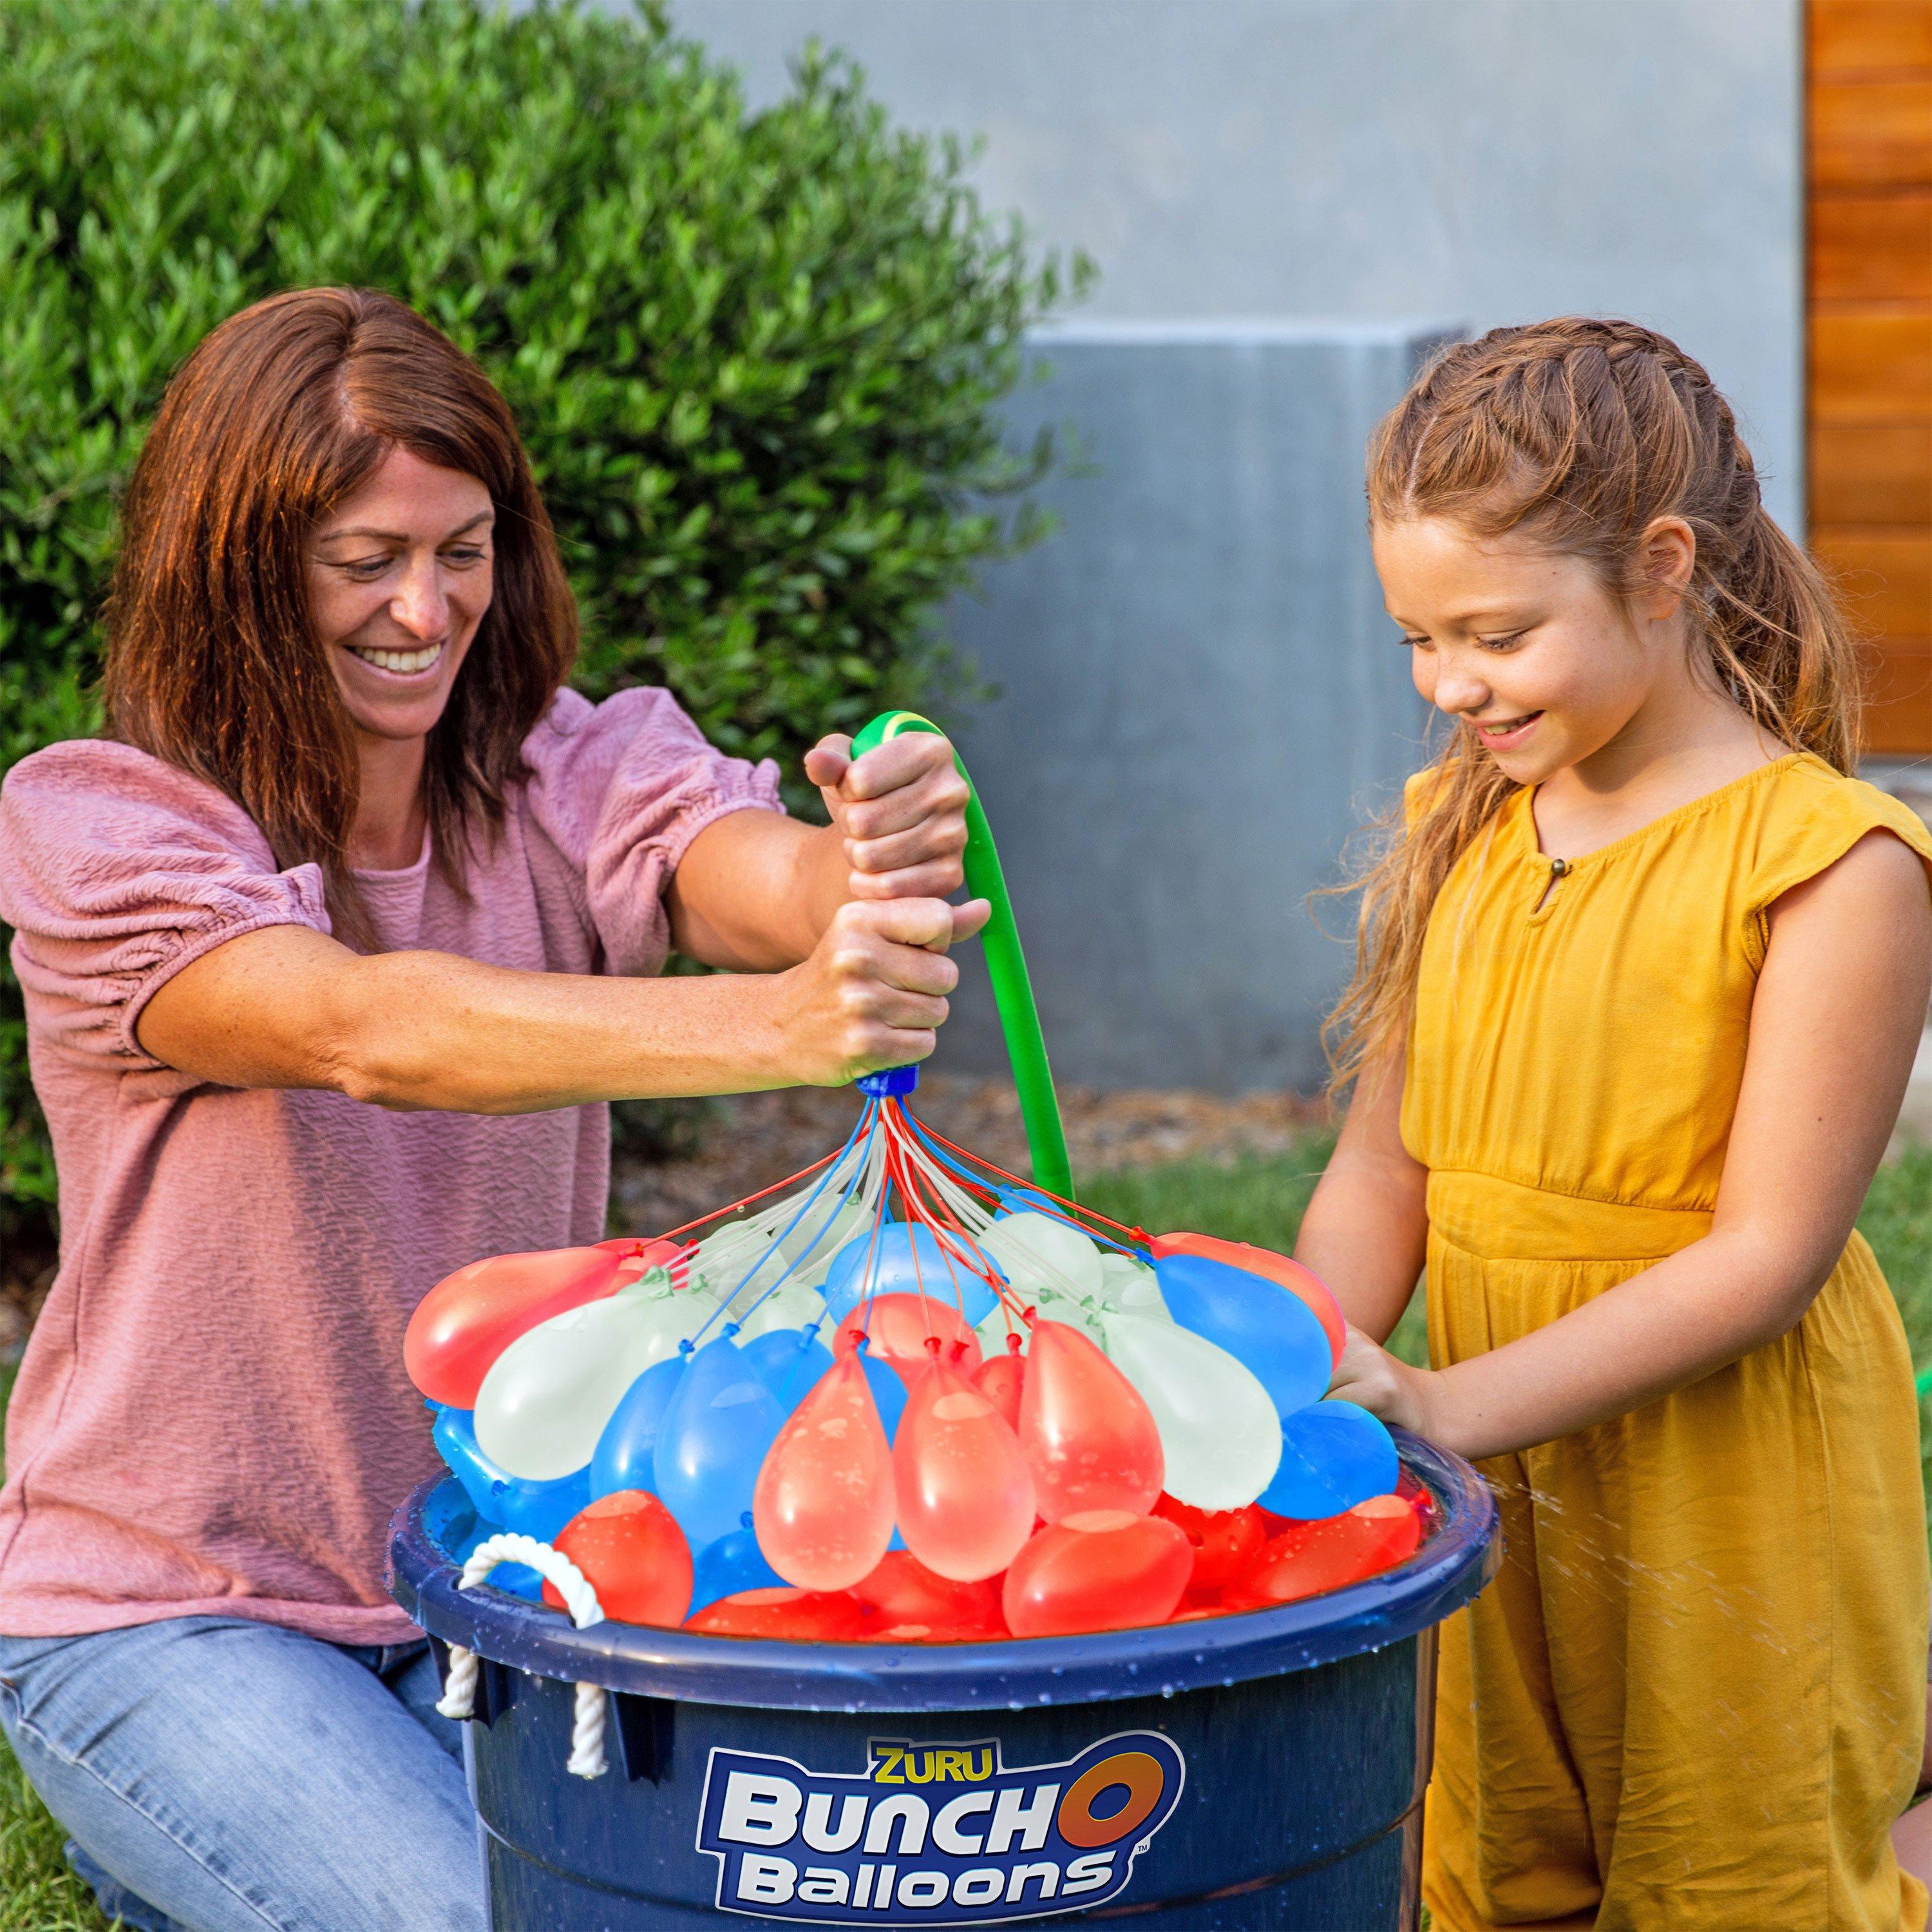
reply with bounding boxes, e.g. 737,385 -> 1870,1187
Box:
328,947 -> 798,1110
138,904 -> 976,1110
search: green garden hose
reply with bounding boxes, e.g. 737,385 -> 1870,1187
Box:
849,710 -> 1075,1202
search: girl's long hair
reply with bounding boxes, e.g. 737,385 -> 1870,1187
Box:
102,287 -> 578,947
1326,316 -> 1862,1093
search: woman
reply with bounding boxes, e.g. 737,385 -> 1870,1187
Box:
0,287 -> 982,1932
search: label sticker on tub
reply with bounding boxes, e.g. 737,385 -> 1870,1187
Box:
696,1730 -> 1186,1923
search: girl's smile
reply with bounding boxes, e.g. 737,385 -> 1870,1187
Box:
1472,710 -> 1544,751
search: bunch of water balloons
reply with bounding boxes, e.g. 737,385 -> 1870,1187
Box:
406,1081 -> 1430,1641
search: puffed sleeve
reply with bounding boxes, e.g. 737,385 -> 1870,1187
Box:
520,687 -> 785,975
0,740 -> 330,1068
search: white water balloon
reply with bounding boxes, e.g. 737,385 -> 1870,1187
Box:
1100,1306 -> 1281,1509
474,1278 -> 710,1480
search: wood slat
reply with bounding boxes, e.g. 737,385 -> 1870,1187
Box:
1811,314 -> 1932,418
1812,0 -> 1932,73
1810,193 -> 1932,301
1811,420 -> 1932,523
1861,637 -> 1932,752
1814,528 -> 1932,634
1811,78 -> 1932,186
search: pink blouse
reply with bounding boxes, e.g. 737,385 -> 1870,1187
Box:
0,687 -> 781,1642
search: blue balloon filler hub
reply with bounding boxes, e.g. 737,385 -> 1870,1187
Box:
388,1431 -> 1496,1929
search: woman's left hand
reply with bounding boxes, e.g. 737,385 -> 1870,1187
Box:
1329,1321 -> 1446,1442
804,731 -> 971,904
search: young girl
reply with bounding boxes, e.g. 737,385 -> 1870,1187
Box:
1301,317 -> 1932,1931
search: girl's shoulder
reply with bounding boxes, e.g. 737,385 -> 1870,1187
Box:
1726,753 -> 1932,959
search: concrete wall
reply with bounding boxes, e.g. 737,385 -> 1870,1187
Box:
668,0 -> 1806,532
659,0 -> 1806,1090
936,323 -> 1444,1094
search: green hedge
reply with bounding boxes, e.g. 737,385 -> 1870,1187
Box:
0,0 -> 1086,1256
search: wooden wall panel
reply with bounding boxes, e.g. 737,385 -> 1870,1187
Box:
1811,79 -> 1932,185
1811,421 -> 1932,522
1810,193 -> 1932,301
1814,531 -> 1932,630
1810,0 -> 1932,752
1811,1 -> 1932,74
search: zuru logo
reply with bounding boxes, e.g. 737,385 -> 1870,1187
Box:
696,1729 -> 1187,1924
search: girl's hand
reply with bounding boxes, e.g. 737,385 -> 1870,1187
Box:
804,731 -> 972,904
763,895 -> 992,1087
1329,1321 -> 1444,1441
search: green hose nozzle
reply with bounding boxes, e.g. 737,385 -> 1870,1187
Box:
848,710 -> 1075,1202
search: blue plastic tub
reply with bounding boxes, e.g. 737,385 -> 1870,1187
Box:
388,1430 -> 1495,1930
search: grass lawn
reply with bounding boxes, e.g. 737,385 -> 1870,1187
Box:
5,1141 -> 1932,1926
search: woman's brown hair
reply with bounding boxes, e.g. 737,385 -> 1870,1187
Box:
103,287 -> 577,944
1325,316 -> 1862,1093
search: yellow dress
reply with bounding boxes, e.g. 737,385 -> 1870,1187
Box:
1406,753 -> 1931,1932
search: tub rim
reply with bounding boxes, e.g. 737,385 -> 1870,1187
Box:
387,1428 -> 1497,1714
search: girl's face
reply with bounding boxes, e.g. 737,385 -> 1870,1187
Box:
1372,515 -> 1689,786
308,447 -> 495,746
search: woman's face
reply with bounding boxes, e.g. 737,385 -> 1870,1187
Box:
1372,514 -> 1690,787
308,447 -> 495,746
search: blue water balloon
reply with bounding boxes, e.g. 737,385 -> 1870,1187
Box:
589,1356 -> 685,1499
1259,1399 -> 1400,1520
690,1517 -> 786,1611
433,1406 -> 589,1542
738,1327 -> 835,1412
1153,1253 -> 1331,1418
448,1512 -> 544,1603
820,1222 -> 998,1327
652,1336 -> 786,1550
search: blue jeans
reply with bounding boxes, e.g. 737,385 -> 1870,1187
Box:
0,1617 -> 489,1931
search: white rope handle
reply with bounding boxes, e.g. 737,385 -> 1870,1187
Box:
435,1532 -> 609,1779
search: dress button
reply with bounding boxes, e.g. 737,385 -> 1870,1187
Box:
1549,857 -> 1571,876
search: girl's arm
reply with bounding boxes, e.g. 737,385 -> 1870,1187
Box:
1332,829 -> 1932,1459
1293,1044 -> 1430,1343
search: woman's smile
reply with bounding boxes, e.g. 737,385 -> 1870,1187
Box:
341,638 -> 449,682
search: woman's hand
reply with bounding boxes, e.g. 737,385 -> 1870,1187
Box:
668,730 -> 984,972
764,895 -> 991,1087
804,731 -> 971,904
1328,1323 -> 1444,1441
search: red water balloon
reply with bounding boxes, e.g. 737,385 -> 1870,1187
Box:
849,1550 -> 1005,1634
752,1356 -> 895,1591
1236,1493 -> 1423,1606
893,1359 -> 1037,1581
405,1247 -> 626,1408
973,1347 -> 1026,1430
833,1294 -> 983,1383
1001,1510 -> 1193,1638
1148,1232 -> 1346,1367
542,1490 -> 692,1627
1153,1495 -> 1268,1594
598,1236 -> 690,1289
1017,1319 -> 1164,1522
685,1587 -> 871,1640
